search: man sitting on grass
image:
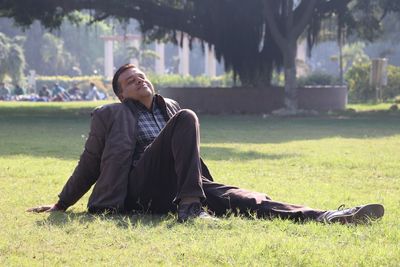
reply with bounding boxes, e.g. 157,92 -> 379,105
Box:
28,63 -> 384,224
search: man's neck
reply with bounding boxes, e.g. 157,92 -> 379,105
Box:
139,95 -> 154,111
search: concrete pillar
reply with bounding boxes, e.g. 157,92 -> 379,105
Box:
296,39 -> 308,77
27,70 -> 37,93
297,39 -> 307,62
129,38 -> 140,67
178,33 -> 190,76
104,40 -> 114,78
205,45 -> 217,77
155,42 -> 165,75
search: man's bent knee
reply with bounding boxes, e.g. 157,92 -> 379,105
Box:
176,109 -> 198,125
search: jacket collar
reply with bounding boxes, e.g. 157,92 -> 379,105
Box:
123,94 -> 169,119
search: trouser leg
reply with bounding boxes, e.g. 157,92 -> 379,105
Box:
125,109 -> 205,213
203,179 -> 325,221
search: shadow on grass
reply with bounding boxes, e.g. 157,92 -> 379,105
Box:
36,211 -> 176,229
0,115 -> 89,160
0,101 -> 113,117
200,111 -> 400,144
0,139 -> 293,162
1,109 -> 400,161
201,146 -> 299,161
35,210 -> 323,228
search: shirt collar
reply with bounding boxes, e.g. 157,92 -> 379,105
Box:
131,96 -> 157,113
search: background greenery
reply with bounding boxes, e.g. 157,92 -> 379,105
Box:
34,73 -> 235,97
0,102 -> 399,266
345,63 -> 400,102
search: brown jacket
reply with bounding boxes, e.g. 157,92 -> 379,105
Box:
57,94 -> 213,212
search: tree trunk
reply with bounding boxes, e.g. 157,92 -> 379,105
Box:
338,27 -> 344,85
263,0 -> 317,112
283,43 -> 298,111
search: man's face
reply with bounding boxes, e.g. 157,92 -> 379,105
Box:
117,67 -> 154,102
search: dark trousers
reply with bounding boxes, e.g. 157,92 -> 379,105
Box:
126,109 -> 324,221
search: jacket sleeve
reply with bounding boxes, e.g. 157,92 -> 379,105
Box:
57,108 -> 107,210
86,104 -> 136,212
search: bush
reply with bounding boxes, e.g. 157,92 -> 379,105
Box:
36,73 -> 235,96
385,65 -> 400,99
345,63 -> 373,102
297,72 -> 339,87
147,73 -> 234,89
36,75 -> 112,95
345,63 -> 400,102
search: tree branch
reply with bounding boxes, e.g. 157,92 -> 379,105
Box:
88,13 -> 109,25
264,0 -> 287,50
56,0 -> 212,43
292,0 -> 317,39
286,0 -> 294,39
316,0 -> 351,14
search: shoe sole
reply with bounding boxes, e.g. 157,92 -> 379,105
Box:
330,204 -> 384,224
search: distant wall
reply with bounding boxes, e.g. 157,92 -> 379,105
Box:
298,86 -> 348,111
158,85 -> 347,114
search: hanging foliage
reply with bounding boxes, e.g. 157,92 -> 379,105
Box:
1,0 -> 399,87
0,33 -> 26,83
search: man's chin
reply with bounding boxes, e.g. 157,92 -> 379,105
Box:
141,86 -> 153,92
141,88 -> 154,96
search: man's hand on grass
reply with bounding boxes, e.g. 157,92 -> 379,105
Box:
27,204 -> 64,213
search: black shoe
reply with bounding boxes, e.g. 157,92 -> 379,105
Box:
177,202 -> 216,223
317,204 -> 384,224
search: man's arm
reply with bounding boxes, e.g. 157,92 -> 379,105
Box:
28,108 -> 107,212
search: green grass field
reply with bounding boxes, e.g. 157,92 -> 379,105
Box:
0,101 -> 399,266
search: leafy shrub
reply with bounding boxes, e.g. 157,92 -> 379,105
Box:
385,65 -> 400,99
36,76 -> 111,95
297,72 -> 339,87
147,73 -> 234,89
345,63 -> 373,102
345,63 -> 400,102
36,73 -> 234,96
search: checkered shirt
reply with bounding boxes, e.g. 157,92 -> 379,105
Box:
132,99 -> 167,166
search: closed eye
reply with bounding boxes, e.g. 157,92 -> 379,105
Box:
127,77 -> 136,85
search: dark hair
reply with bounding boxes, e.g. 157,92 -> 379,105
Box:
112,63 -> 136,96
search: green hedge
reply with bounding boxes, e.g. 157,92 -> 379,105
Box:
148,73 -> 234,89
36,73 -> 234,95
36,76 -> 111,94
345,63 -> 400,102
345,63 -> 372,102
386,65 -> 400,99
297,72 -> 340,86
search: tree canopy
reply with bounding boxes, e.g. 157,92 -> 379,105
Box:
0,32 -> 25,83
1,0 -> 399,87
